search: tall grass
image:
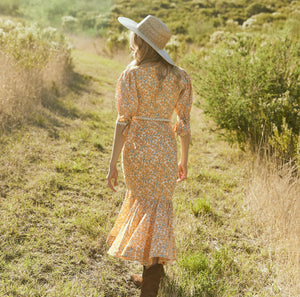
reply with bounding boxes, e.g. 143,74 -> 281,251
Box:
0,19 -> 72,132
0,53 -> 40,131
246,157 -> 300,295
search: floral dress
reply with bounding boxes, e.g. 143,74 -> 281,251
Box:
106,64 -> 193,266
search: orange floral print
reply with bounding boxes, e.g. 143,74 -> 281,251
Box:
106,64 -> 192,266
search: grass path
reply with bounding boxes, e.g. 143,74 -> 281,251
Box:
0,49 -> 283,296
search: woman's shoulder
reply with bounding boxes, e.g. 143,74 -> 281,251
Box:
118,65 -> 138,82
120,63 -> 142,78
172,66 -> 191,87
173,66 -> 190,79
119,63 -> 191,84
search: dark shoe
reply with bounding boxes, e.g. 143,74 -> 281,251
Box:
140,264 -> 163,297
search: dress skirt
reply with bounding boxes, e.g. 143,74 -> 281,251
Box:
106,120 -> 178,266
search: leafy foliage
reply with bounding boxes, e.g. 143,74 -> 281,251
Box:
190,29 -> 300,162
0,19 -> 70,68
0,0 -> 113,36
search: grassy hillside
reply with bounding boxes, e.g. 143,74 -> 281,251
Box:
1,0 -> 299,42
109,0 -> 298,45
3,1 -> 298,160
0,0 -> 299,295
0,47 -> 298,296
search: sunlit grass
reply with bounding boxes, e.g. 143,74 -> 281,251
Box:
0,47 -> 298,296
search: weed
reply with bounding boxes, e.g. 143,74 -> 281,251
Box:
191,197 -> 213,217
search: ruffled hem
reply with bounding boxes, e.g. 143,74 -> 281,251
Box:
107,247 -> 176,266
106,191 -> 177,266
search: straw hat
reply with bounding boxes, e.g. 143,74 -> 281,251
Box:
118,15 -> 174,65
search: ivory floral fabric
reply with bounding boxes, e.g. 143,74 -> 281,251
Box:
106,64 -> 193,266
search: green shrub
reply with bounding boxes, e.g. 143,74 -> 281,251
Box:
61,16 -> 79,33
106,31 -> 129,53
246,3 -> 273,17
0,0 -> 21,16
0,19 -> 71,69
15,0 -> 112,31
191,31 -> 300,163
0,18 -> 72,131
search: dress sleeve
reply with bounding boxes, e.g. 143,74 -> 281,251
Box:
115,69 -> 138,127
173,72 -> 193,136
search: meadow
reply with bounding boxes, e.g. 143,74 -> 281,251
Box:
0,47 -> 298,296
3,0 -> 298,162
0,0 -> 299,296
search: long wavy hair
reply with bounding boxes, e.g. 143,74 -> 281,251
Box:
128,32 -> 180,83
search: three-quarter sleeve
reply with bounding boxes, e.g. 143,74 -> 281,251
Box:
173,72 -> 193,136
115,69 -> 138,128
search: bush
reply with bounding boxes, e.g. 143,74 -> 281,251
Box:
191,31 -> 300,163
0,19 -> 72,131
106,31 -> 129,53
0,0 -> 20,16
61,16 -> 79,33
246,3 -> 273,17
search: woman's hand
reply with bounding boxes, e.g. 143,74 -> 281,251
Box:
107,165 -> 118,192
177,161 -> 187,182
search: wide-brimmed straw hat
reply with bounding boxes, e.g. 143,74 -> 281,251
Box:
118,15 -> 175,65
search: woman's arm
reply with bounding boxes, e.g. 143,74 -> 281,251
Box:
106,123 -> 127,191
177,133 -> 190,182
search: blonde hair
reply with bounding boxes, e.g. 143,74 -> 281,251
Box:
129,32 -> 180,82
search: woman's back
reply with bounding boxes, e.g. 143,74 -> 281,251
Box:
116,64 -> 192,137
130,65 -> 187,119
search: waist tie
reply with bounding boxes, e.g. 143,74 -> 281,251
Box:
133,116 -> 171,122
116,116 -> 171,136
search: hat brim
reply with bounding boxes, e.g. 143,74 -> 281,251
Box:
118,16 -> 175,66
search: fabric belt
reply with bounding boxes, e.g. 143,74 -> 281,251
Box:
116,116 -> 171,125
116,116 -> 171,136
133,116 -> 171,122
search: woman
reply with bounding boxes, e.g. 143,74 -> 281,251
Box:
106,15 -> 192,297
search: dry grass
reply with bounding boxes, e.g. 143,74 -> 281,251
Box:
42,52 -> 73,92
0,51 -> 71,133
0,21 -> 72,133
0,53 -> 41,131
68,34 -> 131,65
1,45 -> 299,296
246,158 -> 300,296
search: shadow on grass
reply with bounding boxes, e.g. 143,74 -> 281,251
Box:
68,71 -> 90,94
40,71 -> 90,119
1,70 -> 105,139
159,274 -> 190,297
29,71 -> 104,132
68,71 -> 103,97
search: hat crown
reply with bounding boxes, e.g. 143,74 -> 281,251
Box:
117,15 -> 175,65
137,15 -> 171,50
